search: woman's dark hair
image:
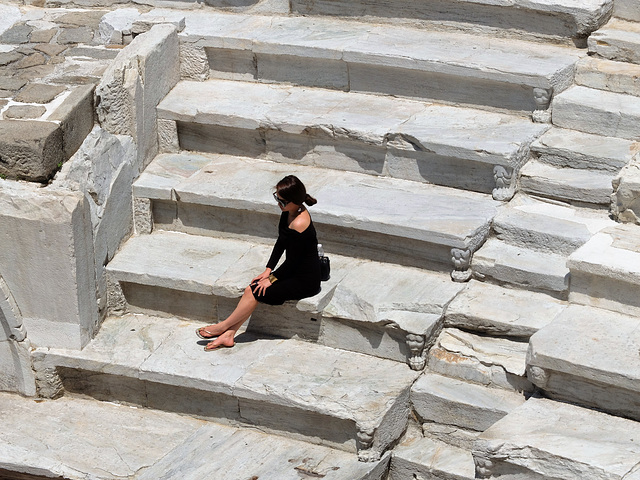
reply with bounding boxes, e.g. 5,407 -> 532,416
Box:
276,175 -> 317,206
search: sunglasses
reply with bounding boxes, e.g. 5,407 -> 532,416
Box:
273,192 -> 290,208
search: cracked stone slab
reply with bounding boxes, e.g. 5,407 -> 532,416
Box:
428,327 -> 533,392
474,397 -> 640,480
170,154 -> 498,251
389,435 -> 475,480
14,83 -> 66,103
576,56 -> 640,98
588,19 -> 640,65
0,391 -> 205,480
40,314 -> 419,456
520,159 -> 615,205
552,85 -> 640,141
444,280 -> 567,338
106,231 -> 254,296
289,0 -> 612,39
170,9 -> 580,108
568,223 -> 640,315
531,126 -> 639,173
3,105 -> 46,119
133,152 -> 219,200
473,237 -> 570,293
157,79 -> 548,175
527,304 -> 640,419
323,261 -> 464,332
411,372 -> 526,432
136,422 -> 388,480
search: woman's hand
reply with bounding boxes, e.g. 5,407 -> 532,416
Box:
251,277 -> 272,297
251,268 -> 272,284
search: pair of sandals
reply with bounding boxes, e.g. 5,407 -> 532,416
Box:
195,327 -> 233,352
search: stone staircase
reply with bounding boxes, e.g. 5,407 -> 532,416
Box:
5,0 -> 640,479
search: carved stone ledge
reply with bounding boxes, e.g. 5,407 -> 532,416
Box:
492,165 -> 515,201
451,247 -> 472,282
406,333 -> 426,371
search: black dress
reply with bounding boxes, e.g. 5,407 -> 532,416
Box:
252,211 -> 322,305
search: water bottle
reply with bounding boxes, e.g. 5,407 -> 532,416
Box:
317,243 -> 324,258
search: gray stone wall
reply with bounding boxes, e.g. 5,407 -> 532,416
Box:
0,20 -> 180,395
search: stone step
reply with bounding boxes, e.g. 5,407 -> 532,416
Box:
568,223 -> 640,315
615,0 -> 640,22
288,0 -> 612,42
474,397 -> 640,480
588,18 -> 640,65
134,153 -> 499,279
531,126 -> 638,172
552,85 -> 640,140
164,10 -> 581,111
156,79 -> 548,198
575,56 -> 640,98
527,304 -> 640,421
389,434 -> 475,480
472,237 -> 570,294
106,231 -> 465,368
0,393 -> 386,480
520,159 -> 614,205
427,328 -> 533,393
444,280 -> 567,339
411,372 -> 526,432
34,314 -> 420,461
492,201 -> 597,255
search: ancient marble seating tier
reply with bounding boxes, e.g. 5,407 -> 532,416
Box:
133,152 -> 499,280
156,79 -> 549,201
168,9 -> 581,112
0,392 -> 387,480
34,314 -> 420,462
105,230 -> 465,369
287,0 -> 612,41
528,304 -> 640,421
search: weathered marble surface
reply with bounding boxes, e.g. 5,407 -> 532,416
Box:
155,153 -> 498,254
412,372 -> 525,431
157,79 -> 547,195
0,181 -> 97,350
39,314 -> 420,457
444,280 -> 566,338
389,435 -> 475,480
588,19 -> 640,65
96,23 -> 180,167
527,304 -> 640,420
576,56 -> 640,98
552,85 -> 640,141
474,397 -> 640,480
520,159 -> 615,205
0,392 -> 206,480
612,154 -> 640,225
568,223 -> 640,315
473,237 -> 570,293
289,0 -> 612,39
531,126 -> 638,172
428,328 -> 532,392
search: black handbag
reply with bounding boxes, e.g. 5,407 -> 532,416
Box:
320,255 -> 330,281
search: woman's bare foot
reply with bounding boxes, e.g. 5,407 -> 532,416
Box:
196,324 -> 227,339
204,331 -> 236,351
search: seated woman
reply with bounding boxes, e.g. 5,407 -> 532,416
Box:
196,175 -> 322,351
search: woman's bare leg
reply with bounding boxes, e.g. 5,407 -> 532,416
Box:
203,286 -> 258,349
